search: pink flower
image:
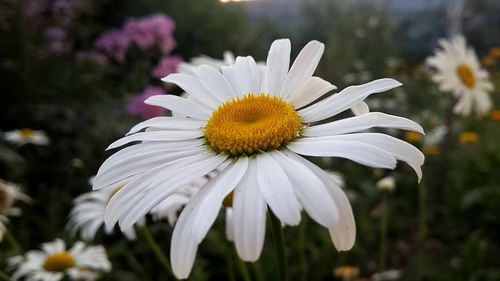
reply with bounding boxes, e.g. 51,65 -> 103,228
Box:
95,29 -> 131,63
125,86 -> 167,119
152,56 -> 182,79
123,14 -> 176,54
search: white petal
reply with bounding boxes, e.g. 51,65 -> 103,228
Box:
271,151 -> 338,228
225,208 -> 234,241
162,73 -> 221,109
256,153 -> 301,226
104,152 -> 226,228
145,95 -> 211,120
192,65 -> 234,102
314,133 -> 424,181
286,151 -> 355,251
107,130 -> 203,150
233,159 -> 267,261
350,101 -> 369,115
288,76 -> 336,109
126,117 -> 205,135
94,140 -> 203,189
170,202 -> 200,279
189,158 -> 248,242
280,40 -> 324,99
303,112 -> 424,137
261,39 -> 290,96
233,56 -> 261,96
170,159 -> 247,278
299,78 -> 402,123
117,153 -> 228,229
288,138 -> 397,169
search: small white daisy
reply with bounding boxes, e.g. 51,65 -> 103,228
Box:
68,184 -> 139,241
426,35 -> 494,117
3,129 -> 50,146
8,239 -> 111,281
94,39 -> 424,279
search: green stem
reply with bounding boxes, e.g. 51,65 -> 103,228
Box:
417,181 -> 427,281
235,255 -> 252,281
269,212 -> 288,281
379,197 -> 389,273
298,217 -> 308,281
225,245 -> 237,281
253,262 -> 265,281
141,227 -> 175,279
5,228 -> 23,254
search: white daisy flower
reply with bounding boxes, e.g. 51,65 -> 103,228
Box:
426,35 -> 494,117
94,39 -> 424,279
68,185 -> 139,241
3,129 -> 50,146
8,239 -> 111,281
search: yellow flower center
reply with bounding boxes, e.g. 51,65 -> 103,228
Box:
204,94 -> 302,156
43,252 -> 76,272
456,64 -> 476,89
20,129 -> 35,139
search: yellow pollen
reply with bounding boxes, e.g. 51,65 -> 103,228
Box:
43,252 -> 76,272
204,94 -> 302,156
456,64 -> 476,89
20,128 -> 35,139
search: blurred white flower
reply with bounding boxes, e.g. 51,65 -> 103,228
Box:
177,51 -> 236,74
376,176 -> 396,194
0,215 -> 7,242
426,35 -> 494,117
8,239 -> 111,281
94,38 -> 424,279
3,128 -> 50,145
371,269 -> 402,281
0,179 -> 30,217
68,183 -> 140,240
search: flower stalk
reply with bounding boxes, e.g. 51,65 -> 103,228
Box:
270,212 -> 288,281
141,227 -> 175,279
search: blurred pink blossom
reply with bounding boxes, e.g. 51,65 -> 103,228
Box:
123,14 -> 176,54
152,56 -> 182,79
126,86 -> 167,119
95,29 -> 131,63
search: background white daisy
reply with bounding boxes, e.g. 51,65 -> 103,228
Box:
426,35 -> 494,117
